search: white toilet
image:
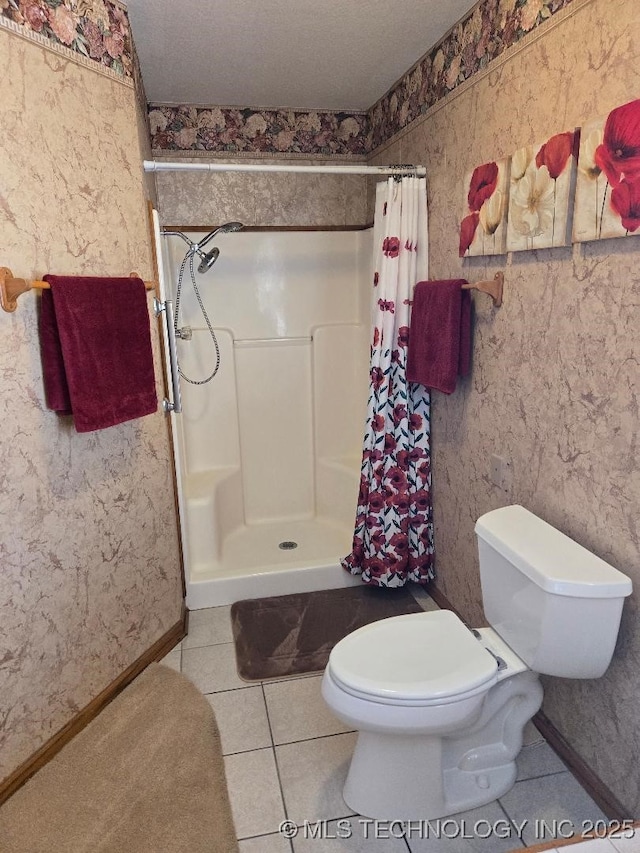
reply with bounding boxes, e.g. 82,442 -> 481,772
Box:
322,505 -> 632,820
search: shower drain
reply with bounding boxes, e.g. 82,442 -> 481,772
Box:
279,540 -> 298,550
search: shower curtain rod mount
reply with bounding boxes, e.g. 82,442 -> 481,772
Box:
143,160 -> 426,177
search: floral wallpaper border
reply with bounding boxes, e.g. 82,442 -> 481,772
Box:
367,0 -> 577,151
148,105 -> 370,158
0,0 -> 134,79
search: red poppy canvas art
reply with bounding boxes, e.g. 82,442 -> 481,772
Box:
506,130 -> 579,251
459,159 -> 510,256
573,98 -> 640,242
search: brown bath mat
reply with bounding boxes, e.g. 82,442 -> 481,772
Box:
231,585 -> 425,681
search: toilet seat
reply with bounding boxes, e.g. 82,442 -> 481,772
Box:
328,609 -> 498,706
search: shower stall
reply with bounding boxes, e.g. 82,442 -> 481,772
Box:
158,225 -> 372,608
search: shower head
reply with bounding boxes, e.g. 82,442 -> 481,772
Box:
221,220 -> 244,232
197,246 -> 220,274
198,221 -> 244,250
164,223 -> 243,274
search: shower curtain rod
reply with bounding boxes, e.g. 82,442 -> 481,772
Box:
143,160 -> 426,177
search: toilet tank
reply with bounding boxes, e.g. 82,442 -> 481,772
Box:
475,506 -> 632,678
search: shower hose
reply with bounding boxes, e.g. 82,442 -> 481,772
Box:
173,247 -> 221,385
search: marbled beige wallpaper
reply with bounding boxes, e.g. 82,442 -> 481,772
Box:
0,29 -> 182,781
371,0 -> 639,813
155,157 -> 369,227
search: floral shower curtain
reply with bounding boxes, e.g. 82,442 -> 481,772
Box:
342,176 -> 435,587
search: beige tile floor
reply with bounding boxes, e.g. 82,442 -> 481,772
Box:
161,595 -> 632,853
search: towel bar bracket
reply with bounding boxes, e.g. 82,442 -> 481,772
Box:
0,267 -> 29,313
461,271 -> 504,307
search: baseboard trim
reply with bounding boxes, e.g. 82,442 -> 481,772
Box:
0,604 -> 188,807
427,583 -> 627,821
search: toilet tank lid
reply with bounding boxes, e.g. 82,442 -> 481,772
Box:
475,506 -> 632,598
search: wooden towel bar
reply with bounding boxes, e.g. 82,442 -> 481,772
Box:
0,268 -> 157,313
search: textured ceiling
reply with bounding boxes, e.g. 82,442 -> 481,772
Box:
125,0 -> 476,112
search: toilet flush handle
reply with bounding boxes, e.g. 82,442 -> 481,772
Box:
486,650 -> 507,671
471,628 -> 507,671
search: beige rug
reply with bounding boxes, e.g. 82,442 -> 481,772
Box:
0,663 -> 238,853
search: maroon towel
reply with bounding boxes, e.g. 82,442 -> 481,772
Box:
459,288 -> 472,378
406,279 -> 472,394
40,276 -> 157,432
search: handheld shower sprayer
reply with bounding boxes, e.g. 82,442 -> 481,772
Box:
197,221 -> 244,249
195,221 -> 244,273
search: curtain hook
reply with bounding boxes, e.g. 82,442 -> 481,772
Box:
390,164 -> 417,182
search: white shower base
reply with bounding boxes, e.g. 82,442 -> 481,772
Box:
186,517 -> 360,609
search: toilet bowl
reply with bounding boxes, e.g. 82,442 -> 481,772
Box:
322,505 -> 632,821
324,610 -> 501,732
321,609 -> 543,819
